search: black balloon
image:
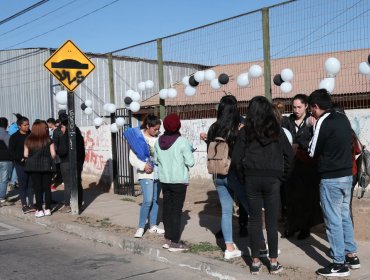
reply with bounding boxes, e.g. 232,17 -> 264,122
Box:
188,75 -> 199,87
218,73 -> 229,85
124,96 -> 133,105
80,103 -> 87,110
273,74 -> 284,86
368,54 -> 370,64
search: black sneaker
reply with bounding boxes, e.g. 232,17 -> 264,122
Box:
269,262 -> 283,274
316,263 -> 350,277
168,241 -> 188,252
22,205 -> 32,214
29,205 -> 37,212
345,254 -> 361,269
250,262 -> 262,275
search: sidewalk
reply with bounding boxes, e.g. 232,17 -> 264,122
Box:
1,182 -> 370,280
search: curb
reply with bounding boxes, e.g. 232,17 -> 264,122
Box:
0,206 -> 251,280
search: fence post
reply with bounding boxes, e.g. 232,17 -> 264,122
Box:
262,8 -> 272,101
108,53 -> 118,193
157,38 -> 165,119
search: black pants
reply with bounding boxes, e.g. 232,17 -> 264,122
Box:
162,183 -> 187,243
60,162 -> 83,206
30,172 -> 52,211
245,176 -> 280,258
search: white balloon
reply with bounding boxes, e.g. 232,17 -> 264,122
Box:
107,103 -> 116,114
184,86 -> 196,97
125,89 -> 134,98
210,78 -> 221,90
159,89 -> 168,99
324,57 -> 341,77
280,82 -> 292,93
130,101 -> 140,112
84,99 -> 92,107
237,73 -> 250,87
167,88 -> 177,98
319,77 -> 335,93
103,103 -> 110,112
145,80 -> 154,89
115,117 -> 125,127
204,69 -> 216,81
110,123 -> 118,133
280,68 -> 294,82
58,104 -> 67,109
182,76 -> 190,86
55,90 -> 67,105
131,91 -> 141,102
248,65 -> 263,79
194,71 -> 205,83
359,62 -> 370,75
84,107 -> 93,115
93,117 -> 103,127
137,82 -> 146,91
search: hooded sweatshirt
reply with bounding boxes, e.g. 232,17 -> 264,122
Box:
154,135 -> 194,184
232,127 -> 294,182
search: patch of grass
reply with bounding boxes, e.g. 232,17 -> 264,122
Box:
189,242 -> 220,254
120,197 -> 136,203
99,217 -> 112,227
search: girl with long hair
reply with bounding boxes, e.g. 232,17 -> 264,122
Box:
281,94 -> 322,240
207,95 -> 244,260
129,114 -> 164,238
24,120 -> 56,217
233,96 -> 293,275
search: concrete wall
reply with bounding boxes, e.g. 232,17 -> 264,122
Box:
79,108 -> 370,189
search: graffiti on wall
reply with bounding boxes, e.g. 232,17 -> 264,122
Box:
80,125 -> 112,178
346,109 -> 370,147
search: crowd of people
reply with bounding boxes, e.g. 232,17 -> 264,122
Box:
0,88 -> 362,277
127,89 -> 361,277
0,111 -> 85,216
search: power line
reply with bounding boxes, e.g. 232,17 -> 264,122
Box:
0,0 -> 50,26
4,0 -> 123,50
0,0 -> 76,38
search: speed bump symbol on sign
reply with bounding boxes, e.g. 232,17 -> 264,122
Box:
44,40 -> 95,91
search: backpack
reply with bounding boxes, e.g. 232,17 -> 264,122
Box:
207,137 -> 230,175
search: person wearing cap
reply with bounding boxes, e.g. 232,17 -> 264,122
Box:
154,113 -> 195,252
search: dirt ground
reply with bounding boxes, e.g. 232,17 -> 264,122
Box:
80,176 -> 370,279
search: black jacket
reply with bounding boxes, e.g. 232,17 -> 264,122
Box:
0,140 -> 12,161
282,114 -> 313,150
309,110 -> 352,179
56,127 -> 85,164
9,131 -> 29,164
232,127 -> 294,182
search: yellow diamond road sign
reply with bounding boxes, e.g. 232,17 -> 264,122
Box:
44,40 -> 95,91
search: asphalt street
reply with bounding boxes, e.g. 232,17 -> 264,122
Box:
0,216 -> 211,280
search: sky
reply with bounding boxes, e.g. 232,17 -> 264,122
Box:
0,0 -> 289,53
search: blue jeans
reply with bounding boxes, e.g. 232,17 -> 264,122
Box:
214,176 -> 234,244
0,161 -> 12,199
320,176 -> 357,263
138,179 -> 160,228
9,164 -> 17,184
15,163 -> 34,206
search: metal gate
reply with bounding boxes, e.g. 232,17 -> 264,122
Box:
114,107 -> 136,195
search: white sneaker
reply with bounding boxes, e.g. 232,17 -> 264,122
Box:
44,209 -> 51,216
35,210 -> 45,218
134,228 -> 144,238
224,244 -> 242,260
148,225 -> 165,234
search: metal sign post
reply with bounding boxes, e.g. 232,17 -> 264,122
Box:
67,90 -> 79,214
44,40 -> 95,215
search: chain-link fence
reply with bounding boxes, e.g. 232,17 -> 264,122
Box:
109,0 -> 370,118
